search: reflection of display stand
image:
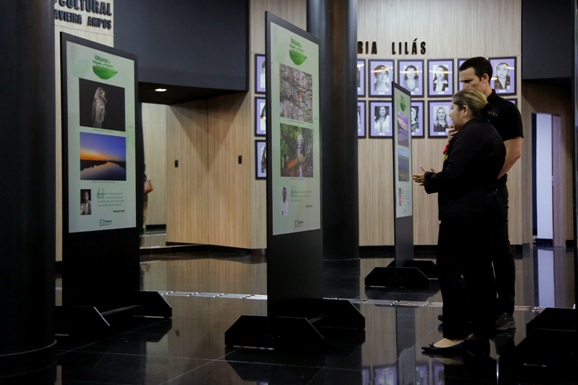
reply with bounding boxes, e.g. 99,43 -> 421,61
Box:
364,259 -> 437,288
391,259 -> 437,279
365,83 -> 437,289
227,353 -> 322,383
225,299 -> 365,349
365,264 -> 431,288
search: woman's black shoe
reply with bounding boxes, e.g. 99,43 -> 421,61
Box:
422,341 -> 465,356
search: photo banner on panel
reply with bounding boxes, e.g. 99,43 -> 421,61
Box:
268,16 -> 321,236
392,82 -> 413,218
61,33 -> 138,233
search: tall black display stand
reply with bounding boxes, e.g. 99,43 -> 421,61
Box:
365,83 -> 435,289
225,13 -> 364,349
57,34 -> 171,335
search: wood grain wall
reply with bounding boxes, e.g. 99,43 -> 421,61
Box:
142,103 -> 167,226
165,101 -> 210,244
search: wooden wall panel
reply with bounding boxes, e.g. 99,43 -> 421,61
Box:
358,140 -> 395,245
166,101 -> 209,244
411,139 -> 447,245
207,94 -> 253,248
358,0 -> 520,59
142,103 -> 167,226
250,0 -> 307,55
357,0 -> 524,245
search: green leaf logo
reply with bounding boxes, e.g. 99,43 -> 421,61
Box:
399,95 -> 407,111
290,51 -> 307,65
93,66 -> 118,80
289,38 -> 307,65
92,55 -> 118,80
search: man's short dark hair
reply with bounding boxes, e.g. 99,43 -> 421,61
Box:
459,56 -> 493,79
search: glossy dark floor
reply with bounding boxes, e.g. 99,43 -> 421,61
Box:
48,234 -> 578,383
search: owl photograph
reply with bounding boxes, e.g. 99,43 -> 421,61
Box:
91,87 -> 107,128
78,78 -> 126,132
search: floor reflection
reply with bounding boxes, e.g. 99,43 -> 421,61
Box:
42,242 -> 578,384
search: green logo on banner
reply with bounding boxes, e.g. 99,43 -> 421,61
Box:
400,95 -> 407,111
289,38 -> 307,65
93,55 -> 118,79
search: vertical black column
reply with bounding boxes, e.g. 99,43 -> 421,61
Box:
0,1 -> 56,377
573,0 -> 578,332
307,0 -> 359,262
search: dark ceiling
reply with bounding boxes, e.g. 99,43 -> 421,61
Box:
115,0 -> 249,107
138,82 -> 245,105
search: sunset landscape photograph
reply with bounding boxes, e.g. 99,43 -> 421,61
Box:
79,132 -> 127,181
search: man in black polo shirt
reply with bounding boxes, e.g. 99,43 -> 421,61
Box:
458,56 -> 524,332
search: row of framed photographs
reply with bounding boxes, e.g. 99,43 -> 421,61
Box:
254,54 -> 518,98
356,57 -> 517,98
357,98 -> 517,138
253,96 -> 517,139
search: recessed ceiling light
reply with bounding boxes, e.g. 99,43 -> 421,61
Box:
155,88 -> 167,92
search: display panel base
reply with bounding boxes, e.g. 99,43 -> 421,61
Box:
365,266 -> 430,288
225,299 -> 365,349
392,260 -> 438,279
507,308 -> 577,371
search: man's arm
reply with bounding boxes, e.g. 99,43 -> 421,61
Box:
499,137 -> 523,179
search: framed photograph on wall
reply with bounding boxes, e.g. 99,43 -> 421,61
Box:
255,54 -> 266,94
368,59 -> 394,97
410,100 -> 424,138
427,59 -> 454,97
357,100 -> 366,138
255,97 -> 266,136
369,100 -> 393,138
489,57 -> 516,95
357,59 -> 366,97
428,100 -> 453,138
398,59 -> 424,97
255,140 -> 267,179
457,58 -> 467,90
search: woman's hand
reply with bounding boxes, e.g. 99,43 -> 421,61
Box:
412,173 -> 425,185
447,125 -> 458,141
412,166 -> 436,185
